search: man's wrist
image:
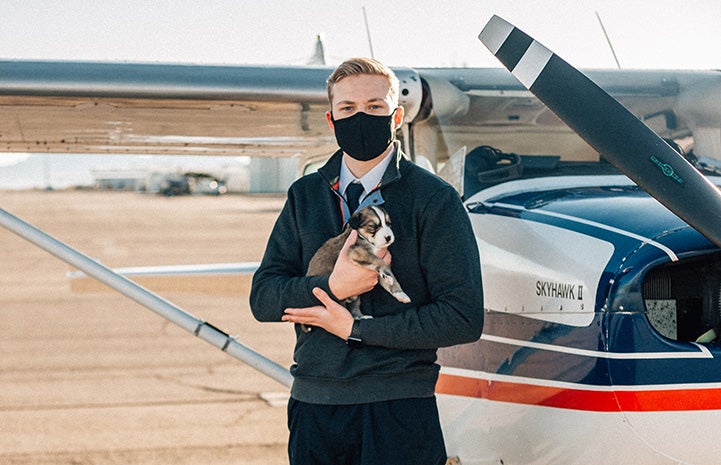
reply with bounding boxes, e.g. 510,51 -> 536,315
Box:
320,274 -> 343,302
346,320 -> 363,348
327,272 -> 347,301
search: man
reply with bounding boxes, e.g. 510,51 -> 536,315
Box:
250,57 -> 483,465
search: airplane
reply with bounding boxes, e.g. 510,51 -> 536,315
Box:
3,14 -> 721,465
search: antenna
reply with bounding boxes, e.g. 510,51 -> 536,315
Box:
595,11 -> 621,69
308,34 -> 327,65
362,6 -> 375,58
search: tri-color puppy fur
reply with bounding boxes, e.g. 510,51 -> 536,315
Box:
304,205 -> 410,331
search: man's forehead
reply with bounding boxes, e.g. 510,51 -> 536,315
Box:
331,74 -> 393,103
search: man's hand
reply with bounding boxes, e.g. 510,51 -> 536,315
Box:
285,228 -> 393,338
328,229 -> 380,300
282,287 -> 355,339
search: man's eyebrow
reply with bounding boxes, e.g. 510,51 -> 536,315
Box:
334,97 -> 387,106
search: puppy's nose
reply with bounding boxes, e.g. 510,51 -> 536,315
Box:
385,235 -> 392,243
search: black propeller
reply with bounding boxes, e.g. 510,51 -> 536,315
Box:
478,15 -> 721,249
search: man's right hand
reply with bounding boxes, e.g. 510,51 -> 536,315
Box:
327,229 -> 379,300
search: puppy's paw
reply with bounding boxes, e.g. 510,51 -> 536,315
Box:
393,291 -> 411,303
357,314 -> 374,320
380,272 -> 395,286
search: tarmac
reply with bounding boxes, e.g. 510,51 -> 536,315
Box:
0,190 -> 295,465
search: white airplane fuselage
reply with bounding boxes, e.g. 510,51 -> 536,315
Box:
436,176 -> 721,465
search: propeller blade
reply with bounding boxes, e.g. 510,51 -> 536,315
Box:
478,15 -> 721,249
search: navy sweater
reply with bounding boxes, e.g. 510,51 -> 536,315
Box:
250,148 -> 484,404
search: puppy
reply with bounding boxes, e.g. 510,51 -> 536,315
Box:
304,205 -> 410,331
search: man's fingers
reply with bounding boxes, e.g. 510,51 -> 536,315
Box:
282,305 -> 322,323
312,287 -> 333,305
283,288 -> 355,340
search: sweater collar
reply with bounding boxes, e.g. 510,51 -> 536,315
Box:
318,141 -> 405,192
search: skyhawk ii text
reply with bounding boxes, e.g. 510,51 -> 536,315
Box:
536,281 -> 584,300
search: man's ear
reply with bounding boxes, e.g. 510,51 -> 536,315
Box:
326,111 -> 335,130
393,106 -> 405,129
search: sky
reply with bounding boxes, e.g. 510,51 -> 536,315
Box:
3,0 -> 721,70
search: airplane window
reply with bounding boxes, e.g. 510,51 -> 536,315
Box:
644,255 -> 721,343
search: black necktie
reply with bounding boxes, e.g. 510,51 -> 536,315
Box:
346,181 -> 364,213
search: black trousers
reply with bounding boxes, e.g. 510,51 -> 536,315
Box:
287,396 -> 447,465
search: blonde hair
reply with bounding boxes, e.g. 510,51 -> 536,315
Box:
326,57 -> 399,106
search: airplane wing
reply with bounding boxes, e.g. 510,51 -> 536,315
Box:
414,67 -> 721,163
2,60 -> 721,179
0,62 -> 347,159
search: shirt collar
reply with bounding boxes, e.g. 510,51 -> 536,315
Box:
339,142 -> 397,197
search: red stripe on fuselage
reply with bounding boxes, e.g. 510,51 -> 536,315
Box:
436,373 -> 721,412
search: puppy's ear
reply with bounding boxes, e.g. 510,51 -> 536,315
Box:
348,214 -> 362,230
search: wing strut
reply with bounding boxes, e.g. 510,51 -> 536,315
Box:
0,208 -> 293,389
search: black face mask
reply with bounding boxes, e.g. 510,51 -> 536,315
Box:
331,110 -> 397,161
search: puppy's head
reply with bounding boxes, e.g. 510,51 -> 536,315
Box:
348,205 -> 394,251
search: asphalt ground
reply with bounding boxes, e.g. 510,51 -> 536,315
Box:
0,190 -> 294,465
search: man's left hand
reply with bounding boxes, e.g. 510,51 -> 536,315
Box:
282,287 -> 355,340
